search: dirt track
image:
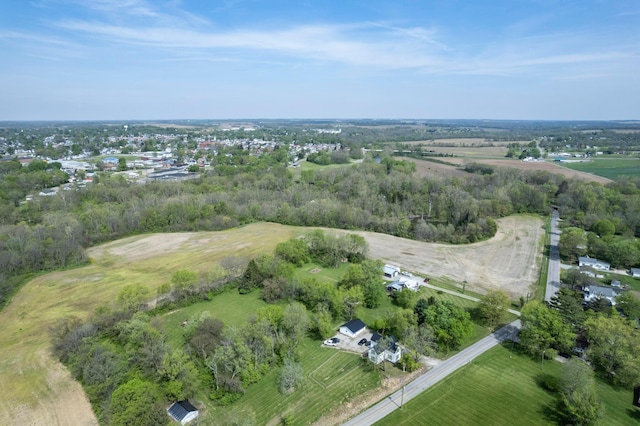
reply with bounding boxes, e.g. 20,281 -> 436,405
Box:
350,215 -> 545,298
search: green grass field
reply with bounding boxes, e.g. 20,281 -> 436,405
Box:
560,157 -> 640,180
376,344 -> 638,426
158,290 -> 268,347
212,339 -> 381,425
0,223 -> 299,425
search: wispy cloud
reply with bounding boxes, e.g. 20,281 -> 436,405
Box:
54,20 -> 445,69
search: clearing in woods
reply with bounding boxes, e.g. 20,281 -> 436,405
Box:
0,217 -> 544,425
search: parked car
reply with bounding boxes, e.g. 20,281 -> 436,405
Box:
324,339 -> 337,346
331,337 -> 341,344
358,338 -> 367,346
401,271 -> 412,277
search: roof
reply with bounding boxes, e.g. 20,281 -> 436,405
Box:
386,283 -> 404,291
340,319 -> 366,333
578,256 -> 610,269
383,264 -> 400,272
584,285 -> 620,299
167,400 -> 198,422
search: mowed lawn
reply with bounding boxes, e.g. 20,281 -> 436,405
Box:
376,344 -> 638,426
227,339 -> 380,425
158,290 -> 268,347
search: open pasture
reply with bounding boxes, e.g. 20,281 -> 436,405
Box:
376,344 -> 637,426
560,157 -> 640,180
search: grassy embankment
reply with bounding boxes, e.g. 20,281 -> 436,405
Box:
376,344 -> 639,426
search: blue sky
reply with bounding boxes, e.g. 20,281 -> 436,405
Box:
1,0 -> 639,120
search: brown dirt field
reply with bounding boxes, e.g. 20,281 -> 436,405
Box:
401,157 -> 470,179
346,215 -> 545,299
400,156 -> 612,185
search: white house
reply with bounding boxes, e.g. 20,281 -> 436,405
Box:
339,319 -> 366,338
368,334 -> 402,364
578,256 -> 610,271
630,268 -> 640,278
398,276 -> 420,291
167,400 -> 199,425
383,265 -> 400,278
583,285 -> 621,306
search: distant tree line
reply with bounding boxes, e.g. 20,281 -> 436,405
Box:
3,151 -> 640,308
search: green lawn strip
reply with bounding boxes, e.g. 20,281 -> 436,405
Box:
159,290 -> 267,347
229,340 -> 380,425
295,262 -> 350,283
560,157 -> 640,180
426,276 -> 486,300
376,344 -> 561,426
376,344 -> 637,426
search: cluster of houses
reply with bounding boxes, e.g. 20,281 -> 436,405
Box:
576,255 -> 640,307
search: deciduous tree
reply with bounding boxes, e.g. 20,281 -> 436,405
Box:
478,289 -> 510,329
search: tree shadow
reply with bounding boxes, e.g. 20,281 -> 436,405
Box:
540,399 -> 566,425
535,372 -> 559,394
626,408 -> 640,422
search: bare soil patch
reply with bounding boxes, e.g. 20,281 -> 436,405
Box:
400,157 -> 469,179
346,215 -> 545,299
402,156 -> 611,185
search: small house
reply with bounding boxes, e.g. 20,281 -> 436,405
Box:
583,285 -> 621,306
578,256 -> 610,271
398,276 -> 420,292
167,400 -> 199,425
339,319 -> 366,338
630,268 -> 640,278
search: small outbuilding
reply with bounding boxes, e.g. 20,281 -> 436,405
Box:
167,400 -> 199,425
630,268 -> 640,278
383,264 -> 400,278
339,319 -> 366,338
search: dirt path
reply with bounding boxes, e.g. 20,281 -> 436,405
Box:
350,215 -> 545,298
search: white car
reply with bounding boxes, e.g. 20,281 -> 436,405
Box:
401,271 -> 412,277
324,339 -> 337,346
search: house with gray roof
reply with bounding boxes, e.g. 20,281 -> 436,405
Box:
578,256 -> 610,271
583,285 -> 621,306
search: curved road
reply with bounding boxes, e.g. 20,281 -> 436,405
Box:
343,320 -> 522,426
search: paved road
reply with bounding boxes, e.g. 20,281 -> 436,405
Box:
544,209 -> 561,302
420,282 -> 521,317
342,320 -> 522,426
343,211 -> 556,425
